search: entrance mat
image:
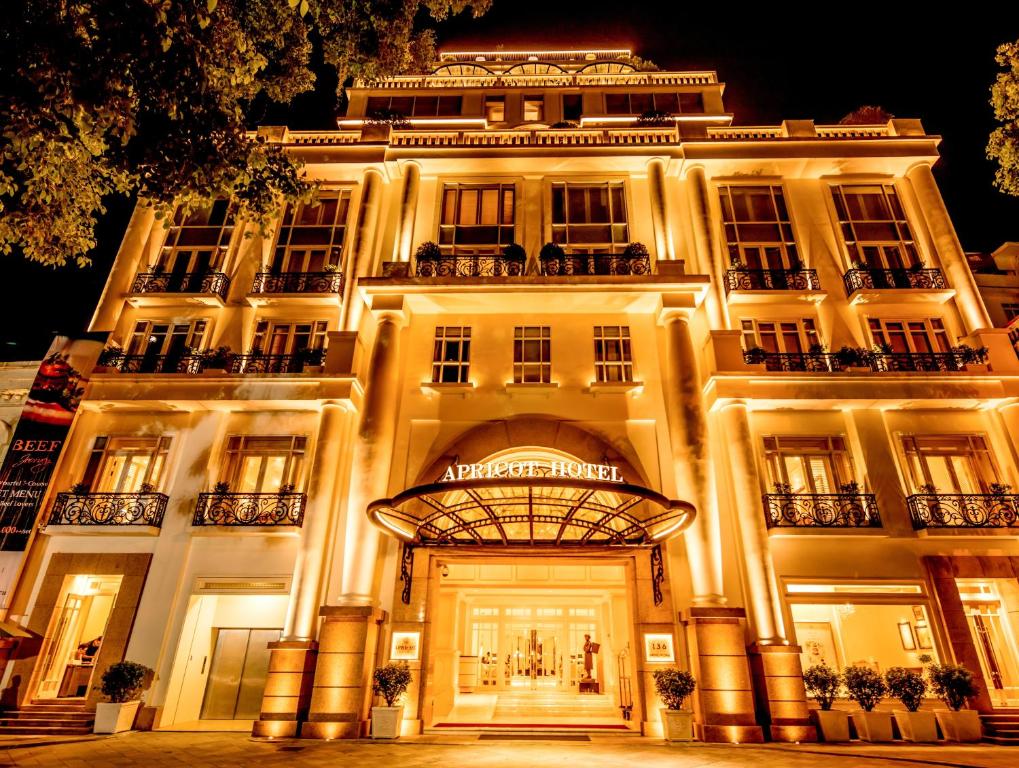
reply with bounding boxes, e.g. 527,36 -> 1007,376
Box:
478,734 -> 591,742
433,723 -> 630,730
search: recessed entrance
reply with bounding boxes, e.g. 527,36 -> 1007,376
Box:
957,578 -> 1019,707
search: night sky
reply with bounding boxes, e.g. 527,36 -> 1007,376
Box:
1,4 -> 1015,361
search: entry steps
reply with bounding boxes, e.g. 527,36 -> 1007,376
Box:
0,699 -> 95,736
982,711 -> 1019,746
429,690 -> 638,735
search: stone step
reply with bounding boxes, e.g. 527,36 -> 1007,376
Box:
984,735 -> 1019,746
0,713 -> 94,723
0,724 -> 94,735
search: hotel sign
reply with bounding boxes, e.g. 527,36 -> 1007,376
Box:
643,633 -> 676,663
440,461 -> 624,483
390,631 -> 421,661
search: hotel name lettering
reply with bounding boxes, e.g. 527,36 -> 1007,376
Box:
441,461 -> 624,483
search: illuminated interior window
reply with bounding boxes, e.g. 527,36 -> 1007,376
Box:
485,96 -> 506,122
867,318 -> 951,355
593,326 -> 633,383
81,436 -> 171,493
740,318 -> 819,354
365,95 -> 463,117
432,326 -> 471,384
154,199 -> 234,276
900,434 -> 999,494
523,96 -> 545,122
270,191 -> 351,273
514,326 -> 551,383
719,185 -> 799,270
439,183 -> 515,254
762,436 -> 854,495
551,182 -> 628,253
220,436 -> 306,494
831,184 -> 919,270
786,583 -> 924,595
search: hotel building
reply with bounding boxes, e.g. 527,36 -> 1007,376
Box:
3,47 -> 1019,743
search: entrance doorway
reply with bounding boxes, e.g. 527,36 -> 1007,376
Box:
957,579 -> 1019,707
200,628 -> 280,720
36,575 -> 122,700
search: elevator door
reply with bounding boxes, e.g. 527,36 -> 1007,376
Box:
200,628 -> 280,720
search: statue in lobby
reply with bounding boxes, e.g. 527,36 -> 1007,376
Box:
582,634 -> 600,680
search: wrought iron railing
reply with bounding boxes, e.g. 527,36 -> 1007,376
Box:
764,492 -> 882,528
745,351 -> 845,372
228,350 -> 324,374
251,271 -> 342,294
907,493 -> 1019,529
871,352 -> 967,372
539,253 -> 651,276
98,352 -> 207,374
724,268 -> 820,292
415,254 -> 525,277
842,267 -> 947,294
49,492 -> 168,527
132,271 -> 231,298
193,492 -> 306,526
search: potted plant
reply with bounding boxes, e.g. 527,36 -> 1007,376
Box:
886,667 -> 936,742
652,667 -> 697,742
953,344 -> 989,372
927,661 -> 981,741
94,661 -> 153,734
843,665 -> 892,741
202,346 -> 232,374
69,481 -> 91,496
803,664 -> 849,742
744,346 -> 768,367
371,662 -> 412,739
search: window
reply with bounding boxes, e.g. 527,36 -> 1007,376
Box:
485,96 -> 506,122
128,320 -> 207,359
221,436 -> 306,493
562,94 -> 583,121
154,200 -> 234,277
523,96 -> 544,122
867,318 -> 951,354
514,326 -> 551,383
439,184 -> 515,254
81,436 -> 172,493
740,319 -> 819,354
831,184 -> 919,270
603,92 -> 703,114
593,326 -> 633,382
551,182 -> 628,252
901,435 -> 999,494
251,320 -> 328,356
719,185 -> 799,270
432,327 -> 471,384
365,95 -> 463,117
1002,303 -> 1019,322
270,192 -> 351,273
763,436 -> 854,494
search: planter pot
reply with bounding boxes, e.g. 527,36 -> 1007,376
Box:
94,700 -> 141,734
660,708 -> 694,742
845,366 -> 873,373
744,362 -> 768,372
935,709 -> 982,742
851,710 -> 894,742
303,365 -> 325,374
893,710 -> 938,742
809,709 -> 851,742
371,705 -> 403,739
963,364 -> 989,373
202,368 -> 228,376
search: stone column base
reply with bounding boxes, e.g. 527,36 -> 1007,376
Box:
252,640 -> 318,738
748,643 -> 817,742
682,607 -> 764,744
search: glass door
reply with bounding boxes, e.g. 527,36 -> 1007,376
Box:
502,624 -> 563,690
200,628 -> 281,720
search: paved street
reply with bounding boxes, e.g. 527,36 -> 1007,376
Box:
0,733 -> 1016,768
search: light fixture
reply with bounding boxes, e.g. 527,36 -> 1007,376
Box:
439,564 -> 450,577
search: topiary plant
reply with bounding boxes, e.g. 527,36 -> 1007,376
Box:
539,242 -> 565,261
927,662 -> 979,711
372,662 -> 412,707
623,242 -> 649,259
843,665 -> 887,712
414,241 -> 442,261
100,661 -> 153,703
885,666 -> 927,712
503,243 -> 526,262
651,668 -> 697,710
803,663 -> 841,711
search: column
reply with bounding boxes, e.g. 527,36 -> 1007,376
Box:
88,203 -> 156,332
906,163 -> 991,333
341,169 -> 384,331
720,401 -> 815,743
647,158 -> 675,262
393,162 -> 420,263
685,166 -> 728,330
997,403 -> 1019,484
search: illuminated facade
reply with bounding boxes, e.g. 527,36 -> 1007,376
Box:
5,47 -> 1019,743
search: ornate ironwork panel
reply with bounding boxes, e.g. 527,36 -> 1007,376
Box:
650,544 -> 665,606
746,352 -> 844,372
399,544 -> 414,605
907,493 -> 1019,529
251,272 -> 343,294
842,268 -> 947,294
100,352 -> 207,374
229,351 -> 323,374
131,271 -> 231,298
193,492 -> 306,526
49,492 -> 168,527
415,254 -> 525,277
764,493 -> 882,528
871,352 -> 965,372
724,268 -> 820,292
539,253 -> 651,276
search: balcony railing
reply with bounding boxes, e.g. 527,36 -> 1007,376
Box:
745,351 -> 845,372
251,271 -> 342,294
871,351 -> 967,372
764,492 -> 882,528
843,267 -> 948,294
98,352 -> 207,374
49,491 -> 168,527
228,350 -> 324,374
744,349 -> 977,373
415,253 -> 525,277
539,252 -> 651,276
193,491 -> 306,526
907,493 -> 1019,530
724,268 -> 821,292
132,271 -> 231,299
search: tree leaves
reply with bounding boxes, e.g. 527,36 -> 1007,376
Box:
989,39 -> 1019,197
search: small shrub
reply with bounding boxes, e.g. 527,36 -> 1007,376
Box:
203,346 -> 232,369
885,667 -> 927,712
373,662 -> 412,707
651,668 -> 697,710
636,109 -> 673,126
138,482 -> 155,494
414,241 -> 441,261
744,346 -> 768,365
549,120 -> 579,129
70,482 -> 90,496
539,242 -> 565,261
989,482 -> 1013,496
503,243 -> 527,261
802,664 -> 841,711
100,661 -> 153,703
213,481 -> 231,495
927,662 -> 979,711
623,242 -> 649,259
843,665 -> 886,711
839,481 -> 861,495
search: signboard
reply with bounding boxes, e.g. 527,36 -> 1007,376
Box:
643,633 -> 676,663
441,461 -> 623,483
390,631 -> 421,661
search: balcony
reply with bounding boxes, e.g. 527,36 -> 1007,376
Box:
48,491 -> 168,527
193,491 -> 306,527
415,253 -> 525,278
842,267 -> 953,305
908,492 -> 1019,530
251,271 -> 343,294
228,350 -> 324,374
764,492 -> 882,529
97,352 -> 207,374
744,351 -> 845,372
539,252 -> 651,276
724,268 -> 821,293
130,271 -> 231,305
871,351 -> 971,372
